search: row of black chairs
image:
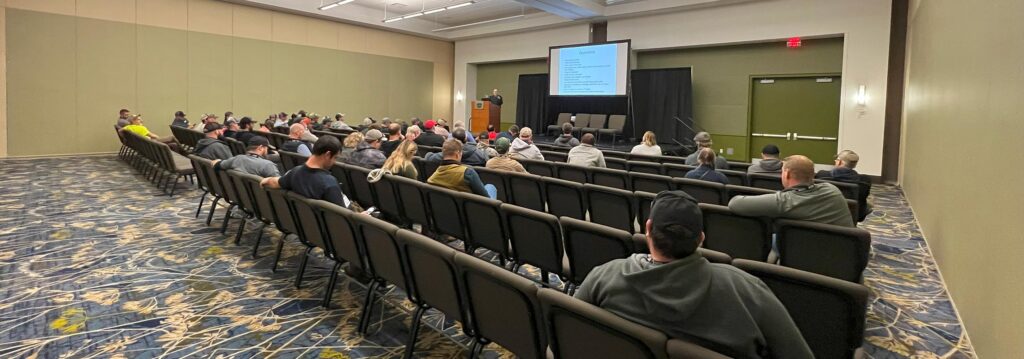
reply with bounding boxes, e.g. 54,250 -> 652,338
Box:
546,113 -> 628,144
117,129 -> 194,197
182,156 -> 868,359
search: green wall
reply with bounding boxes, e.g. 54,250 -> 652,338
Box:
6,8 -> 434,156
637,37 -> 843,160
475,59 -> 548,130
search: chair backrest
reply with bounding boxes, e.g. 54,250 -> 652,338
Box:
424,185 -> 466,240
519,159 -> 555,177
224,137 -> 246,156
628,153 -> 661,164
351,211 -> 408,293
661,155 -> 687,166
508,172 -> 546,212
604,150 -> 629,159
397,229 -> 466,322
314,200 -> 363,266
775,219 -> 872,282
371,173 -> 402,221
590,167 -> 629,189
556,112 -> 572,125
733,259 -> 869,359
717,169 -> 748,186
474,166 -> 510,202
629,172 -> 674,194
726,161 -> 753,172
343,163 -> 376,209
666,339 -> 732,359
543,177 -> 587,221
190,155 -> 226,199
606,115 -> 627,131
584,184 -> 638,233
587,114 -> 607,129
627,161 -> 663,175
329,162 -> 354,199
663,164 -> 695,178
226,170 -> 258,217
699,204 -> 773,261
816,179 -> 859,201
672,178 -> 726,205
542,151 -> 569,163
634,191 -> 657,234
237,171 -> 275,224
279,151 -> 307,172
266,188 -> 298,235
454,252 -> 547,359
748,173 -> 784,191
421,158 -> 441,180
391,175 -> 430,227
539,288 -> 668,359
725,185 -> 774,200
553,162 -> 589,184
696,248 -> 733,264
459,191 -> 510,258
560,217 -> 635,284
285,192 -> 331,253
502,204 -> 566,277
574,114 -> 591,127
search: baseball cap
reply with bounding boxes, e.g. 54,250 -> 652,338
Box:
761,144 -> 780,155
424,120 -> 436,130
648,191 -> 703,255
495,137 -> 511,154
175,111 -> 185,117
238,117 -> 253,127
437,119 -> 447,127
247,136 -> 270,147
693,131 -> 712,143
203,122 -> 223,133
365,129 -> 384,141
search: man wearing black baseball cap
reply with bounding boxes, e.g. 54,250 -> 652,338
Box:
171,111 -> 189,128
747,144 -> 783,174
574,191 -> 812,358
194,122 -> 232,160
213,136 -> 279,178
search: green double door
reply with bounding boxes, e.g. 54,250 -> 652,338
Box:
749,75 -> 841,164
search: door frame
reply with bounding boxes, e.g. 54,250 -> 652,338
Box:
745,73 -> 843,162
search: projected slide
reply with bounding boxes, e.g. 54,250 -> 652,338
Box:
549,41 -> 629,96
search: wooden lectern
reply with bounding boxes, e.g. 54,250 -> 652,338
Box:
471,100 -> 501,134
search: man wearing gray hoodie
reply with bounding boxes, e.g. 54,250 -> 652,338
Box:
730,155 -> 854,227
747,144 -> 783,174
575,191 -> 813,359
509,127 -> 545,161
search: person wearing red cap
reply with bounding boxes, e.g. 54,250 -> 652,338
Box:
414,120 -> 445,147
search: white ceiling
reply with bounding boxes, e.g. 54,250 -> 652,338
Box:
226,0 -> 757,41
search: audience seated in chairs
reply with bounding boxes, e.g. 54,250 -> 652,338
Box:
376,140 -> 419,180
213,136 -> 279,178
171,111 -> 189,128
553,123 -> 581,147
403,125 -> 421,144
567,133 -> 606,168
475,131 -> 498,158
261,136 -> 347,207
234,117 -> 259,145
194,122 -> 232,161
485,137 -> 527,173
191,113 -> 218,132
685,132 -> 729,169
414,120 -> 446,147
817,150 -> 865,183
282,124 -> 314,156
427,139 -> 497,199
729,155 -> 854,227
631,131 -> 663,156
447,121 -> 475,144
380,123 -> 404,158
349,129 -> 387,169
748,144 -> 783,174
496,124 -> 519,142
337,131 -> 362,163
329,113 -> 353,130
574,191 -> 813,359
425,129 -> 489,167
510,127 -> 545,161
685,148 -> 730,185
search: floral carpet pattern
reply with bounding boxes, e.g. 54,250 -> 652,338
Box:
0,156 -> 974,358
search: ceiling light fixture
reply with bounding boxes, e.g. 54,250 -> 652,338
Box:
318,0 -> 354,11
382,1 -> 474,23
432,14 -> 525,32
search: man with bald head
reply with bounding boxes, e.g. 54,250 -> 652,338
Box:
729,155 -> 853,227
281,123 -> 313,156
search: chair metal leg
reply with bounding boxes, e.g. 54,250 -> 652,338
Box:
402,305 -> 428,359
358,280 -> 382,334
251,224 -> 266,259
294,247 -> 313,288
271,234 -> 288,272
220,204 -> 236,234
322,262 -> 343,308
206,197 -> 221,226
195,191 -> 208,218
233,216 -> 247,245
168,175 -> 182,197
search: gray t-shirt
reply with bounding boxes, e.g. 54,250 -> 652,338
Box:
218,153 -> 280,178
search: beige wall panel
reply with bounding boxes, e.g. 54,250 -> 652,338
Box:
6,9 -> 77,156
0,5 -> 7,157
187,0 -> 232,35
432,62 -> 452,120
76,0 -> 135,23
269,42 -> 310,113
76,17 -> 137,153
7,0 -> 75,16
187,32 -> 232,116
337,52 -> 387,120
271,12 -> 306,45
136,26 -> 188,130
231,4 -> 272,41
336,21 -> 369,53
306,19 -> 338,50
232,37 -> 273,120
302,46 -> 338,116
137,0 -> 187,30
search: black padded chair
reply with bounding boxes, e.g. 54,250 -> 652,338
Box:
235,171 -> 277,258
543,151 -> 569,163
627,161 -> 663,175
725,185 -> 774,200
733,259 -> 869,359
398,230 -> 472,359
774,219 -> 872,282
598,115 -> 627,144
629,172 -> 674,194
627,153 -> 661,163
816,179 -> 859,201
315,200 -> 366,308
391,175 -> 431,229
571,114 -> 592,135
424,185 -> 467,241
666,339 -> 732,359
605,157 -> 628,170
604,150 -> 629,159
343,163 -> 376,209
520,159 -> 555,177
726,161 -> 752,172
663,164 -> 695,178
590,167 -> 629,189
539,288 -> 668,359
634,191 -> 657,234
371,173 -> 403,223
582,114 -> 606,135
672,178 -> 726,205
284,192 -> 335,290
584,184 -> 638,234
508,172 -> 546,212
718,169 -> 748,186
560,217 -> 635,288
553,162 -> 589,184
265,188 -> 300,272
542,177 -> 587,221
699,204 -> 773,261
547,113 -> 572,136
189,155 -> 223,224
697,248 -> 733,264
748,173 -> 784,191
661,155 -> 688,166
455,252 -> 547,359
224,137 -> 246,156
503,204 -> 567,285
459,191 -> 512,265
329,162 -> 354,200
278,150 -> 307,172
474,166 -> 510,202
225,170 -> 261,245
349,213 -> 406,333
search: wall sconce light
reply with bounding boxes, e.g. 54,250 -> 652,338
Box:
855,85 -> 867,106
455,91 -> 464,102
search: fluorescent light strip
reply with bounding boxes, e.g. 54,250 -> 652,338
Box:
318,0 -> 354,11
383,1 -> 473,23
432,14 -> 524,32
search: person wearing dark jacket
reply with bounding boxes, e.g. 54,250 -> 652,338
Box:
685,148 -> 730,185
424,129 -> 489,167
194,122 -> 232,160
496,125 -> 518,142
280,124 -> 313,156
685,132 -> 729,169
816,150 -> 865,182
747,144 -> 783,174
348,129 -> 387,169
171,111 -> 189,128
414,120 -> 446,148
379,123 -> 404,158
552,123 -> 580,147
575,191 -> 813,359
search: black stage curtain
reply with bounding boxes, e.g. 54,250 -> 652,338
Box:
629,68 -> 694,145
516,74 -> 549,130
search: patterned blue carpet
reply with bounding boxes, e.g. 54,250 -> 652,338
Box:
0,156 -> 974,358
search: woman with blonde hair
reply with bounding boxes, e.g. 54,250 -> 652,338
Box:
380,140 -> 419,180
338,131 -> 363,163
631,131 -> 663,156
